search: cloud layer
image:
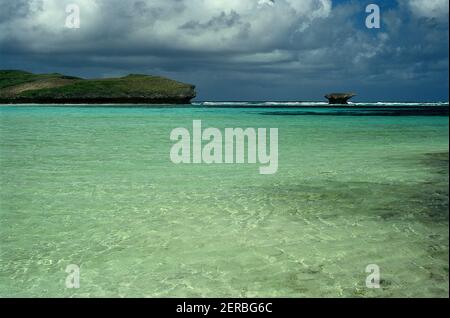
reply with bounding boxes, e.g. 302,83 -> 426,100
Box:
0,0 -> 448,101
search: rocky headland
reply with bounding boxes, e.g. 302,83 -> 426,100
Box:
0,70 -> 196,104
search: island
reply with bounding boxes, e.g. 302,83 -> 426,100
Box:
325,93 -> 356,104
0,70 -> 196,104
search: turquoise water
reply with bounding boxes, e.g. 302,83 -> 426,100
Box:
0,105 -> 448,297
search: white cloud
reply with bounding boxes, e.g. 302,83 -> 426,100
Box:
258,0 -> 275,7
0,0 -> 332,53
406,0 -> 449,19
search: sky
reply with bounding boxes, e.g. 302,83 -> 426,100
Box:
0,0 -> 448,101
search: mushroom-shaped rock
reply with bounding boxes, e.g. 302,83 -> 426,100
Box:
325,93 -> 356,105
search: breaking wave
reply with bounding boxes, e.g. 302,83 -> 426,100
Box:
193,101 -> 449,107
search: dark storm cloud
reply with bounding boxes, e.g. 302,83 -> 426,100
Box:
0,0 -> 40,21
180,11 -> 244,31
0,0 -> 448,101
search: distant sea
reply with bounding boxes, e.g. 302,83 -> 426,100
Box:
0,102 -> 448,297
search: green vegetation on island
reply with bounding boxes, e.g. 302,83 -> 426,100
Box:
0,70 -> 196,104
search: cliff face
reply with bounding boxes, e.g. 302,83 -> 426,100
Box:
0,70 -> 196,104
325,93 -> 356,105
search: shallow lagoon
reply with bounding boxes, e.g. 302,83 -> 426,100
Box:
0,105 -> 448,297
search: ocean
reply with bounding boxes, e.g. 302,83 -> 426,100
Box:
0,103 -> 448,297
